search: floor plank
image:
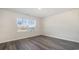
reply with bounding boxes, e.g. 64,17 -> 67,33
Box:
0,35 -> 79,50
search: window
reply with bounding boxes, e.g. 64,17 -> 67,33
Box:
16,17 -> 36,32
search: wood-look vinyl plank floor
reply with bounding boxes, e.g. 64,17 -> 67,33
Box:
0,35 -> 79,50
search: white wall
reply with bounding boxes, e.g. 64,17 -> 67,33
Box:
0,9 -> 41,43
43,9 -> 79,43
1,9 -> 79,43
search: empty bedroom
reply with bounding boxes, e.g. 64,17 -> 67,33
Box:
0,8 -> 79,50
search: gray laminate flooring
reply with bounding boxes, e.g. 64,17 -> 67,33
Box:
0,35 -> 79,50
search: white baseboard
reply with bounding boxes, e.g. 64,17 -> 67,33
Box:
43,34 -> 79,43
0,34 -> 40,44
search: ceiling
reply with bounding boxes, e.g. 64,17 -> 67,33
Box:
5,8 -> 73,18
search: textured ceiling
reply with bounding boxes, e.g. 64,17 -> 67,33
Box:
5,8 -> 73,18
